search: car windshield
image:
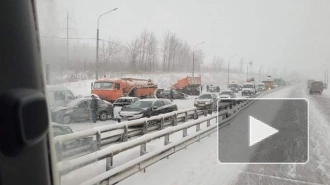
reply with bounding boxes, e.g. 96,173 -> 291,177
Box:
198,94 -> 212,99
258,84 -> 265,87
221,91 -> 231,95
129,101 -> 153,109
229,84 -> 238,88
93,82 -> 113,89
243,84 -> 254,88
115,98 -> 132,103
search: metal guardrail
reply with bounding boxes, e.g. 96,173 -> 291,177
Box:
56,99 -> 253,183
77,99 -> 255,185
57,86 -> 288,184
54,107 -> 199,161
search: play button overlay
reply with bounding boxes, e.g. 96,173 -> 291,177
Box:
249,116 -> 278,147
218,99 -> 308,164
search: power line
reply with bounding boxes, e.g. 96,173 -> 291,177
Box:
41,36 -> 96,40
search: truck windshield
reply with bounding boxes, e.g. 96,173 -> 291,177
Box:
243,84 -> 254,88
221,91 -> 231,95
93,82 -> 113,89
229,84 -> 238,88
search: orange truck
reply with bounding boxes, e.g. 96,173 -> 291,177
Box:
262,76 -> 274,90
172,76 -> 201,95
91,78 -> 158,102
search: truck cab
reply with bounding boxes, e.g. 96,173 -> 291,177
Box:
241,83 -> 256,96
91,80 -> 122,102
309,81 -> 323,94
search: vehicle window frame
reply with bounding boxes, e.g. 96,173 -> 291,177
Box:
153,100 -> 163,108
77,100 -> 89,108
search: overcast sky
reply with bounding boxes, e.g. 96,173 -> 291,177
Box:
37,0 -> 330,80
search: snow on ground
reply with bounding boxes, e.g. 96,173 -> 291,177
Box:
117,86 -> 295,185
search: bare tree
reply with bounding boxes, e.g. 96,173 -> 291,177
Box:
161,31 -> 171,71
126,38 -> 140,71
100,38 -> 121,73
147,32 -> 158,71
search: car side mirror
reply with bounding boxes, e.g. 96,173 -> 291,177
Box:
152,106 -> 158,110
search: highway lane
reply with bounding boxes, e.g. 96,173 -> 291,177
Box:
218,98 -> 308,163
118,85 -> 330,185
232,85 -> 330,185
117,86 -> 298,185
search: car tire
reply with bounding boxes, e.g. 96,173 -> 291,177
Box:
62,115 -> 71,124
99,111 -> 107,121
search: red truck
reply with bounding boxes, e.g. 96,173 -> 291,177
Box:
172,76 -> 201,95
91,78 -> 157,102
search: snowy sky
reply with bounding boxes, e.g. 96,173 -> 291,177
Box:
36,0 -> 330,79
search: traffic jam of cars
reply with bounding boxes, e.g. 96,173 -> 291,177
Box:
47,76 -> 281,128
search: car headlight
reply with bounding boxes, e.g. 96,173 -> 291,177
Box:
131,113 -> 144,119
205,101 -> 210,104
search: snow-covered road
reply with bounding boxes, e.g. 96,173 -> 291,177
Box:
116,85 -> 330,185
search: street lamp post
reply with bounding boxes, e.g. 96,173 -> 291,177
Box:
192,42 -> 205,77
227,54 -> 238,86
95,8 -> 118,80
259,65 -> 263,83
247,61 -> 253,81
323,62 -> 329,85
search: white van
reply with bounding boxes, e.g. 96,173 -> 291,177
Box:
46,86 -> 76,110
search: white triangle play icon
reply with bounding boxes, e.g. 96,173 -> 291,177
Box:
249,116 -> 278,147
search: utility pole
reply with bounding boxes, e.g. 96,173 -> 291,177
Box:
259,65 -> 263,83
65,12 -> 70,65
247,65 -> 248,80
240,58 -> 244,73
63,12 -> 75,66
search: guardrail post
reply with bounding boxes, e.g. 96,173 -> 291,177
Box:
164,134 -> 171,145
183,127 -> 188,137
142,120 -> 148,135
96,130 -> 101,150
204,110 -> 207,116
160,117 -> 165,130
106,153 -> 114,171
140,142 -> 147,156
121,124 -> 128,142
184,111 -> 188,122
196,123 -> 200,132
173,113 -> 178,126
55,141 -> 63,162
207,120 -> 211,127
194,109 -> 198,120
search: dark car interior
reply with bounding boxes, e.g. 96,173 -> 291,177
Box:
0,1 -> 55,185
